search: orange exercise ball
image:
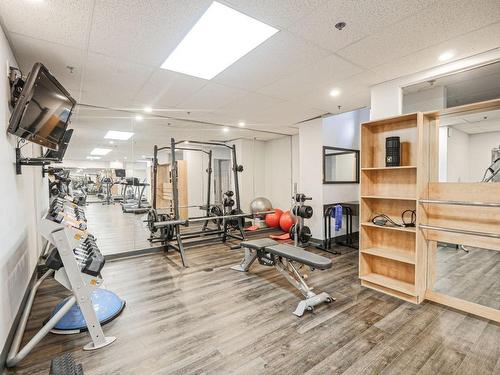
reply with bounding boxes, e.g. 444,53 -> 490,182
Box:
265,208 -> 283,228
279,210 -> 295,232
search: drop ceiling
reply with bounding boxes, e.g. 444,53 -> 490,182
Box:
1,0 -> 499,160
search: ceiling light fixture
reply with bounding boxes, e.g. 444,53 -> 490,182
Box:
86,156 -> 101,160
90,148 -> 112,156
238,121 -> 245,127
144,106 -> 153,113
438,51 -> 454,62
222,127 -> 229,133
161,1 -> 279,79
135,115 -> 143,121
109,140 -> 114,144
104,130 -> 134,140
329,88 -> 341,97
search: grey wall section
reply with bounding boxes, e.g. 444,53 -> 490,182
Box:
0,26 -> 48,362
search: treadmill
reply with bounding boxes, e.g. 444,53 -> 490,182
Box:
121,178 -> 151,214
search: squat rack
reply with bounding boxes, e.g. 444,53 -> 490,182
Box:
150,138 -> 246,266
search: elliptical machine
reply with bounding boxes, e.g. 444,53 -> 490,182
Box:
289,193 -> 314,246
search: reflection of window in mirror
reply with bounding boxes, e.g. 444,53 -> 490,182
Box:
323,147 -> 359,184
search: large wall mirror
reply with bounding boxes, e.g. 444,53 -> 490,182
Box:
323,146 -> 359,184
403,62 -> 500,321
56,106 -> 295,257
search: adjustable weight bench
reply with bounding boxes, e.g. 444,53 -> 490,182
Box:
231,239 -> 335,316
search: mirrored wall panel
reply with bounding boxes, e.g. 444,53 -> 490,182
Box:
430,241 -> 500,310
58,107 -> 295,256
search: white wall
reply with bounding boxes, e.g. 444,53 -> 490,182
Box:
234,139 -> 266,212
322,108 -> 369,237
446,127 -> 470,182
0,28 -> 48,358
263,136 -> 294,210
298,118 -> 324,239
469,131 -> 500,182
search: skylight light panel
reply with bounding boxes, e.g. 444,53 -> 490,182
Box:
104,130 -> 134,140
161,1 -> 279,79
90,148 -> 112,156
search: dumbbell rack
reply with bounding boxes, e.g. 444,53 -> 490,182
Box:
40,197 -> 115,350
7,196 -> 115,367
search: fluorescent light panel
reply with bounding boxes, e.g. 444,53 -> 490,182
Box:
86,156 -> 101,160
91,148 -> 112,156
161,1 -> 279,79
104,130 -> 134,140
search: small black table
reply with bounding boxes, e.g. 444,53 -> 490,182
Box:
317,201 -> 359,254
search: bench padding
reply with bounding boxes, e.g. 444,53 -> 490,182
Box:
241,238 -> 278,250
266,244 -> 332,270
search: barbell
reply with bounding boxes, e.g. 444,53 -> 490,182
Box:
147,209 -> 275,229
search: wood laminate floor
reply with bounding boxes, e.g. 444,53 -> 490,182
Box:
85,202 -> 154,255
6,242 -> 500,375
434,245 -> 500,310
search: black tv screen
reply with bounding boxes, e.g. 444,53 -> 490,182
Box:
8,63 -> 76,150
115,169 -> 126,178
44,129 -> 73,161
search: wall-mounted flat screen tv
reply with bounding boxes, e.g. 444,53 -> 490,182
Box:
7,62 -> 76,150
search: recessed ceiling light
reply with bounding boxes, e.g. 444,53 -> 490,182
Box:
104,130 -> 134,140
86,156 -> 101,160
238,121 -> 245,127
438,51 -> 454,62
144,106 -> 153,113
142,155 -> 146,158
135,115 -> 143,121
222,127 -> 229,133
90,148 -> 112,156
329,88 -> 341,97
161,1 -> 279,80
109,140 -> 114,144
124,156 -> 128,160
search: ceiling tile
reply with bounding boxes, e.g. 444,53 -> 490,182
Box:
8,33 -> 84,99
245,102 -> 325,126
338,0 -> 500,69
177,82 -> 247,110
296,75 -> 371,113
133,69 -> 208,108
81,53 -> 154,108
257,54 -> 364,101
213,31 -> 330,91
0,0 -> 94,49
89,0 -> 212,67
373,22 -> 500,83
287,0 -> 436,52
217,92 -> 284,119
222,0 -> 327,29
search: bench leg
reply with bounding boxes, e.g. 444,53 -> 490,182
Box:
274,259 -> 334,316
230,249 -> 257,272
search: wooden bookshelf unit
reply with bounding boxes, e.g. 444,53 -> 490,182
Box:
359,112 -> 429,303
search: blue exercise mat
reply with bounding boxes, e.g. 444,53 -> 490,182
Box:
49,288 -> 125,332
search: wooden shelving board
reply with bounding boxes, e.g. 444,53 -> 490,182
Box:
361,247 -> 415,264
361,166 -> 417,171
360,273 -> 416,296
361,280 -> 418,303
361,222 -> 416,233
361,195 -> 416,201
